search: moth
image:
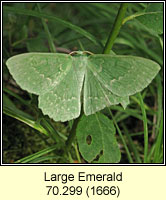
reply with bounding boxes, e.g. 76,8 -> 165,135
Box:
6,51 -> 160,122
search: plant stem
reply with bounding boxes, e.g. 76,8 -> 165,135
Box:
102,4 -> 130,163
65,112 -> 83,153
153,112 -> 163,163
109,110 -> 134,163
122,123 -> 142,163
37,3 -> 56,53
74,143 -> 82,163
103,3 -> 128,54
138,92 -> 148,163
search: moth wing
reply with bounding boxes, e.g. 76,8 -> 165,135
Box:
88,55 -> 160,97
6,53 -> 72,95
84,66 -> 129,115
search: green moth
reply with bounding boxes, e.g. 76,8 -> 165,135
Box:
6,51 -> 160,122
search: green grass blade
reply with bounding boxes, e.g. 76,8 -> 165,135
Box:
3,87 -> 30,106
3,5 -> 101,46
108,109 -> 133,163
109,106 -> 153,125
122,123 -> 142,163
28,156 -> 59,163
15,145 -> 58,163
156,74 -> 163,135
3,106 -> 48,136
138,92 -> 148,163
37,3 -> 56,53
40,118 -> 63,143
153,112 -> 163,163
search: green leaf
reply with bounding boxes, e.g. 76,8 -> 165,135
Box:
136,3 -> 163,35
76,113 -> 121,163
6,51 -> 160,122
26,35 -> 50,52
146,3 -> 163,12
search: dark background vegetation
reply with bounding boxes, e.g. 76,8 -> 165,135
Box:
3,3 -> 163,163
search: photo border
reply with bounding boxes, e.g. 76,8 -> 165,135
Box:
1,0 -> 165,166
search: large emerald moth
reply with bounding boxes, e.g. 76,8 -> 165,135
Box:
6,51 -> 160,122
